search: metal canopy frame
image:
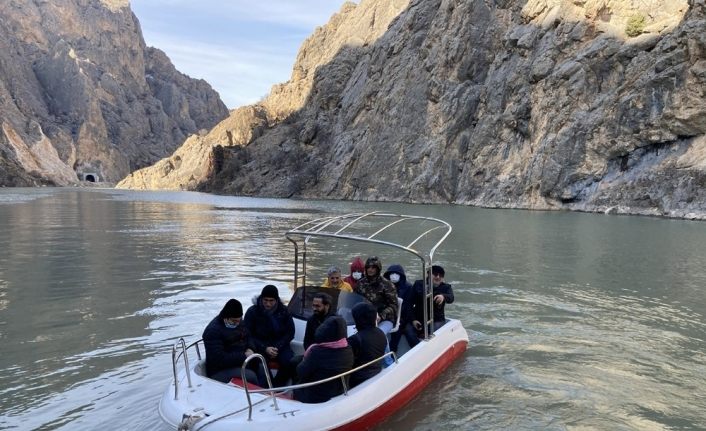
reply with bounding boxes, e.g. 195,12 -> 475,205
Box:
285,211 -> 452,340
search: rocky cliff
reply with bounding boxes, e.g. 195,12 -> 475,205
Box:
0,0 -> 228,186
118,0 -> 706,219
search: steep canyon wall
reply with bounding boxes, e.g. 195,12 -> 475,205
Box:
0,0 -> 228,186
119,0 -> 705,218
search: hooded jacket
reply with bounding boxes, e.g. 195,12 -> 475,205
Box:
202,312 -> 252,377
295,316 -> 354,403
355,260 -> 398,323
384,264 -> 414,327
384,264 -> 413,302
343,257 -> 365,289
347,302 -> 387,387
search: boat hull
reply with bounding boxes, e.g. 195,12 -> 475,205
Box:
159,318 -> 468,431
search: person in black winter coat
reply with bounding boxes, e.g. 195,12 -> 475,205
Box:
243,285 -> 295,387
303,292 -> 334,350
405,265 -> 455,348
290,292 -> 334,377
383,264 -> 414,352
202,298 -> 259,384
294,315 -> 354,403
347,302 -> 387,388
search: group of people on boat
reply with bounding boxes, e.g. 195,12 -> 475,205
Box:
202,284 -> 295,387
201,255 -> 454,404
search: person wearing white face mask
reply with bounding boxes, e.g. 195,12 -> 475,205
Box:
383,264 -> 413,353
202,298 -> 260,384
343,256 -> 365,290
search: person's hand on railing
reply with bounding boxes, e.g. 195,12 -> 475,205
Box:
245,348 -> 254,357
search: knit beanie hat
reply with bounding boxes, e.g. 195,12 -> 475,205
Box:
220,298 -> 243,318
261,284 -> 279,300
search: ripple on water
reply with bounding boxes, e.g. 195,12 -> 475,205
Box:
453,279 -> 706,430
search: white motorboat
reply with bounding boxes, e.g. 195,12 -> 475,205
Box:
159,212 -> 469,430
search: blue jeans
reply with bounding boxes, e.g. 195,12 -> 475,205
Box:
378,320 -> 395,367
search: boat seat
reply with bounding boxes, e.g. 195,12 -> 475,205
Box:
389,297 -> 403,333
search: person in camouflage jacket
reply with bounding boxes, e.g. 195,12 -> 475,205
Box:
354,256 -> 398,330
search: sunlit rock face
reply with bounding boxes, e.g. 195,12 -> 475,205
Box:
120,0 -> 705,219
0,0 -> 228,185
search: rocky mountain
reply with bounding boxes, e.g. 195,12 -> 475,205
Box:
0,0 -> 228,186
117,0 -> 706,219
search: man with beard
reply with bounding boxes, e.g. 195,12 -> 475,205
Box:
304,292 -> 334,350
290,292 -> 335,379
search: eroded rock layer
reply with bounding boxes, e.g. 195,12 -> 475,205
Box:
0,0 -> 228,185
120,0 -> 706,219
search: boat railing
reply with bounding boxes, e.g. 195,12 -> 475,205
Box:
285,212 -> 451,341
241,353 -> 279,419
171,337 -> 203,400
240,350 -> 398,420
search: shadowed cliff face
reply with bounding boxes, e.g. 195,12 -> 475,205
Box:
0,0 -> 228,185
119,0 -> 706,219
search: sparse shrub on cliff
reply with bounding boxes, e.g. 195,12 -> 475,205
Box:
626,14 -> 646,37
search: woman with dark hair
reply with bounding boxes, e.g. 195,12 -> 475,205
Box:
294,315 -> 354,403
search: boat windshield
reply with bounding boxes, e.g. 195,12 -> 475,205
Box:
287,286 -> 368,326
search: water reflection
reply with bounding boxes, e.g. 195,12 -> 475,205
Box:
0,189 -> 705,430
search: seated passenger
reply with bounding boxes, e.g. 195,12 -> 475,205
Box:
322,266 -> 353,292
290,292 -> 334,374
405,265 -> 454,348
354,256 -> 398,337
347,302 -> 387,388
243,285 -> 295,387
304,292 -> 334,350
384,264 -> 414,353
343,256 -> 365,290
295,315 -> 354,403
202,298 -> 259,384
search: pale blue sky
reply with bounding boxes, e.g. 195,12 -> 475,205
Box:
130,1 -> 356,109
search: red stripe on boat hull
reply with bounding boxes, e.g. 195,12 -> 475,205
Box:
334,339 -> 468,431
